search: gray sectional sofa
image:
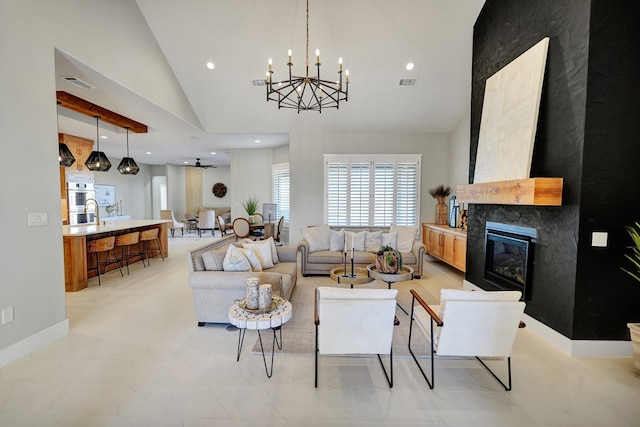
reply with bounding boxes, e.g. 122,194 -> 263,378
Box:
297,225 -> 426,278
187,236 -> 297,325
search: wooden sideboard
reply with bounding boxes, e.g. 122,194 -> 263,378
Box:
422,223 -> 467,272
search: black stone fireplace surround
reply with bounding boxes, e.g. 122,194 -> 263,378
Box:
467,0 -> 640,342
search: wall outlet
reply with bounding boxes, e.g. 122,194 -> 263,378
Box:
1,306 -> 14,324
592,231 -> 608,247
28,212 -> 48,227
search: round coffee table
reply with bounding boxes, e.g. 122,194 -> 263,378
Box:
367,264 -> 414,314
229,296 -> 292,378
330,266 -> 374,288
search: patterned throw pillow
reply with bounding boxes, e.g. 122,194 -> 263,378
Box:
222,244 -> 252,272
242,242 -> 274,269
239,247 -> 262,272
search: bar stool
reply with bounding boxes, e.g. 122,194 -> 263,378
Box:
139,228 -> 164,266
115,231 -> 143,274
86,236 -> 123,286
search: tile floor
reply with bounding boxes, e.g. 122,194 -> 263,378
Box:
1,236 -> 639,426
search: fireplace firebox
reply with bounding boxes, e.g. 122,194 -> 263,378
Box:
484,222 -> 537,300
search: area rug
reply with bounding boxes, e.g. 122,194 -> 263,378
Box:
252,263 -> 463,358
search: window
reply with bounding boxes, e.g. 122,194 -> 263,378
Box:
272,163 -> 290,223
324,155 -> 421,227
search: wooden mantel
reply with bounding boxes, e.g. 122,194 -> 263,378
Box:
456,177 -> 563,206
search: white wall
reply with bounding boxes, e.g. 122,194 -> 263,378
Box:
93,159 -> 151,220
230,149 -> 275,221
288,132 -> 451,245
0,0 -> 192,367
449,105 -> 471,191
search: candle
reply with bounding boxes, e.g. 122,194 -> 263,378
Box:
258,284 -> 272,310
288,49 -> 292,64
246,278 -> 260,310
316,49 -> 320,63
344,237 -> 347,253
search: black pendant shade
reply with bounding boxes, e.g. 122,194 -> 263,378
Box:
58,143 -> 76,167
85,116 -> 112,172
117,127 -> 139,175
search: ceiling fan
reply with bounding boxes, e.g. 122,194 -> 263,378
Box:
185,158 -> 216,169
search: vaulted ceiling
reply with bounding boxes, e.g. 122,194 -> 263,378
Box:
55,0 -> 485,167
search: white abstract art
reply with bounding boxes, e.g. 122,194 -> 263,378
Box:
474,37 -> 550,183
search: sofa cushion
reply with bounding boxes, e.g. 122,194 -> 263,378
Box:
302,225 -> 331,252
390,225 -> 418,253
330,229 -> 345,252
239,247 -> 262,272
382,231 -> 398,249
344,230 -> 366,251
364,230 -> 383,252
202,249 -> 225,271
223,245 -> 252,272
242,242 -> 274,269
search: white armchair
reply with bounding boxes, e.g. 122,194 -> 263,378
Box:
409,288 -> 525,390
197,210 -> 215,237
314,286 -> 398,387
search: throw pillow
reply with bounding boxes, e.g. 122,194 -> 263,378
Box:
301,225 -> 330,252
222,244 -> 252,272
364,230 -> 383,252
264,236 -> 280,264
382,231 -> 398,249
202,249 -> 225,271
242,242 -> 274,269
239,247 -> 262,272
343,230 -> 367,251
390,225 -> 418,253
330,229 -> 345,252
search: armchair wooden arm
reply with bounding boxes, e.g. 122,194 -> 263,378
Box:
410,289 -> 442,326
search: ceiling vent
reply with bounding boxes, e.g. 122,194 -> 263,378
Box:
61,76 -> 95,90
398,78 -> 418,87
252,78 -> 267,87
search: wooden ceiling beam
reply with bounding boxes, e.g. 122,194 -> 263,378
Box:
56,91 -> 148,133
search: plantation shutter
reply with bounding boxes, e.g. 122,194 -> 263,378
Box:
271,163 -> 290,222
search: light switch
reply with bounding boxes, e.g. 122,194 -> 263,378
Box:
592,231 -> 608,247
27,212 -> 48,227
1,306 -> 14,324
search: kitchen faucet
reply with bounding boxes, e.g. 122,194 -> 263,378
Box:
83,198 -> 100,224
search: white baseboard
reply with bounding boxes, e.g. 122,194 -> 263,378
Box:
0,319 -> 69,368
462,280 -> 632,357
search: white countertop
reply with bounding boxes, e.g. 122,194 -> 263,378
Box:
62,219 -> 171,237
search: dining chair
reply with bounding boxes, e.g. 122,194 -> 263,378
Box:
217,215 -> 231,236
160,209 -> 184,237
232,217 -> 254,240
314,286 -> 398,387
251,213 -> 264,238
197,210 -> 215,237
408,288 -> 526,390
275,216 -> 285,242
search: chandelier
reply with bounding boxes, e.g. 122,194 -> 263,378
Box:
266,0 -> 349,113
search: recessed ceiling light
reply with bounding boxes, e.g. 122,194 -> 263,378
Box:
146,152 -> 152,155
211,151 -> 216,155
406,62 -> 415,71
101,135 -> 108,139
254,140 -> 261,144
184,161 -> 189,164
206,62 -> 215,70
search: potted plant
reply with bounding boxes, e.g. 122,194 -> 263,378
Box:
429,184 -> 452,225
623,222 -> 640,375
375,245 -> 403,274
243,196 -> 259,223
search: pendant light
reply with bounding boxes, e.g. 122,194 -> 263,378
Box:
117,127 -> 139,175
85,116 -> 112,172
57,102 -> 75,167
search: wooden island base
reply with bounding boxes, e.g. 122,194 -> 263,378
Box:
62,220 -> 170,292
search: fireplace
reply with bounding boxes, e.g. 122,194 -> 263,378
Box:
484,222 -> 537,300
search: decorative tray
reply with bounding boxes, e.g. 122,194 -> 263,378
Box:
235,296 -> 285,314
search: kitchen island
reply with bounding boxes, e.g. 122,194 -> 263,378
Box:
62,219 -> 171,292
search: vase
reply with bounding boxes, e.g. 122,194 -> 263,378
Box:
248,215 -> 254,224
434,197 -> 448,225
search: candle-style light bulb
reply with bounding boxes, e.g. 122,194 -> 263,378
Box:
316,49 -> 320,63
339,57 -> 343,71
268,58 -> 273,72
288,49 -> 292,63
345,69 -> 350,83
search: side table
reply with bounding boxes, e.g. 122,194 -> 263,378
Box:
367,265 -> 414,314
229,296 -> 292,378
